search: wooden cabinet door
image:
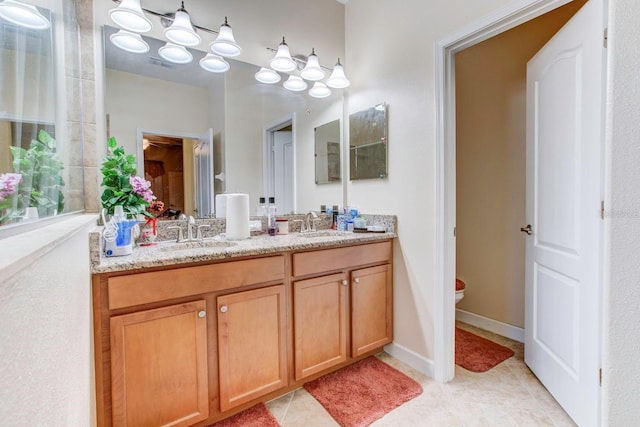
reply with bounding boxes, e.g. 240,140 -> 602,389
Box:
294,273 -> 348,380
351,264 -> 393,357
217,285 -> 287,412
110,300 -> 209,427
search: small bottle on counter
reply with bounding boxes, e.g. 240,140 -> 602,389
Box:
256,197 -> 266,216
268,197 -> 277,235
331,205 -> 339,230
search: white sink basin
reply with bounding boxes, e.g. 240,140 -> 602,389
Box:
158,240 -> 238,251
295,230 -> 353,238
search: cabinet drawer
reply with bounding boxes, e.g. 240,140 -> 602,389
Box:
108,255 -> 285,309
292,240 -> 392,277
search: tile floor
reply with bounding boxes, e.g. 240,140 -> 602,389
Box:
265,322 -> 576,426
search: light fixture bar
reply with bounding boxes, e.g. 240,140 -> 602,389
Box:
265,46 -> 333,72
111,0 -> 220,35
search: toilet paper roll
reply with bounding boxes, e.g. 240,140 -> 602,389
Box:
225,193 -> 250,240
215,194 -> 229,218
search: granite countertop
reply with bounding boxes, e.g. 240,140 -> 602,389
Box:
90,214 -> 397,274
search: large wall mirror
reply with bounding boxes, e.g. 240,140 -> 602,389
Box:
349,103 -> 388,180
314,119 -> 341,185
0,1 -> 85,228
98,0 -> 346,218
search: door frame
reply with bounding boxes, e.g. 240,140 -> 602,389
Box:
433,0 -> 581,383
136,127 -> 213,217
263,113 -> 296,211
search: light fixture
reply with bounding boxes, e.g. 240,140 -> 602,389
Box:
269,37 -> 296,73
210,17 -> 242,57
164,1 -> 200,47
158,42 -> 193,64
109,0 -> 151,33
0,0 -> 50,30
255,67 -> 281,84
110,29 -> 150,54
326,58 -> 350,89
283,75 -> 308,92
308,82 -> 331,99
300,48 -> 325,81
200,53 -> 229,73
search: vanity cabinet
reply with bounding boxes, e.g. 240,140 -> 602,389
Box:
217,285 -> 288,412
351,264 -> 393,356
110,301 -> 209,427
292,241 -> 393,380
293,273 -> 349,380
92,239 -> 393,426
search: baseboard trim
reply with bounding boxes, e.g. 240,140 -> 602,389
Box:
383,342 -> 434,379
455,309 -> 524,342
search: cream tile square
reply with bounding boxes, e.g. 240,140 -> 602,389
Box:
279,389 -> 339,427
266,391 -> 294,424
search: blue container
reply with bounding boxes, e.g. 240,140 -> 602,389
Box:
115,220 -> 138,246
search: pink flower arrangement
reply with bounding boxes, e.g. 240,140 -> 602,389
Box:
129,175 -> 155,203
0,173 -> 22,204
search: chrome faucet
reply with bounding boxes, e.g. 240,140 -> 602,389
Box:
168,215 -> 207,243
186,216 -> 196,241
302,211 -> 319,232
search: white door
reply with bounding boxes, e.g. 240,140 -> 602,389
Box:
273,131 -> 293,214
194,128 -> 214,217
525,1 -> 604,426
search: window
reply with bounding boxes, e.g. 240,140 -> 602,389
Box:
0,0 -> 84,230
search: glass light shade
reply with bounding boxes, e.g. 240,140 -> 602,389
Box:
255,67 -> 281,84
110,30 -> 149,54
326,59 -> 351,88
283,75 -> 308,92
200,53 -> 229,73
300,49 -> 325,81
0,0 -> 50,30
158,42 -> 193,64
210,18 -> 242,57
164,8 -> 200,47
308,82 -> 331,99
269,38 -> 296,72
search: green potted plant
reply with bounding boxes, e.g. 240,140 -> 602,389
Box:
100,136 -> 157,219
6,129 -> 65,222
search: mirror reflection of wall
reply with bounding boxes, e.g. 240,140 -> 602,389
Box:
102,24 -> 344,216
97,0 -> 348,217
314,119 -> 341,185
349,103 -> 388,180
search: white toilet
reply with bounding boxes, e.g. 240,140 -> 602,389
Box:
455,278 -> 466,304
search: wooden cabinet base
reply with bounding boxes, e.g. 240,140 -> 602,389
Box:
92,240 -> 393,427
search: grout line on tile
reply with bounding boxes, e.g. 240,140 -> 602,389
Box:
279,388 -> 296,424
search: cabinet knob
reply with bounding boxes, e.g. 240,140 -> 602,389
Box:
198,311 -> 206,318
220,305 -> 228,313
341,279 -> 348,286
353,277 -> 360,284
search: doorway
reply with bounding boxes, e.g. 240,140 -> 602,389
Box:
434,0 -> 606,424
136,128 -> 214,218
454,0 -> 586,343
263,115 -> 296,215
141,133 -> 187,217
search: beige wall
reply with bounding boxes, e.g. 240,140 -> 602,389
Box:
454,1 -> 586,328
0,217 -> 95,425
105,69 -> 211,156
603,0 -> 640,423
345,0 -> 514,365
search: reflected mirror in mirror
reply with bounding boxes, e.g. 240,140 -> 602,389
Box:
314,119 -> 341,185
349,103 -> 388,180
102,25 -> 343,217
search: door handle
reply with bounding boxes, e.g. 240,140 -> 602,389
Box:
520,224 -> 532,235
